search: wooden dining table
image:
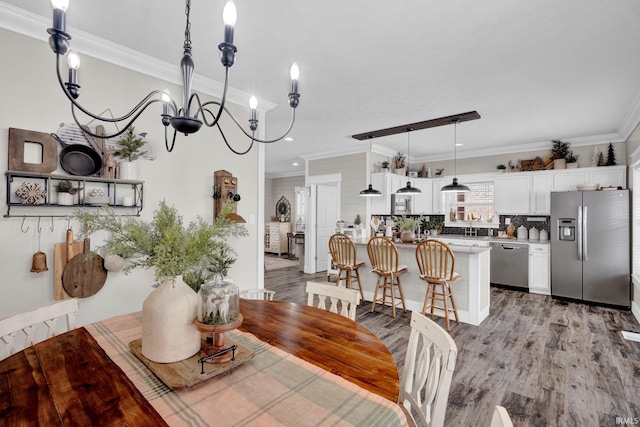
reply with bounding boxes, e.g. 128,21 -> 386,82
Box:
239,299 -> 400,401
0,299 -> 406,427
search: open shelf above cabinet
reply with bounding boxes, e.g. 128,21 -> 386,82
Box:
5,171 -> 144,218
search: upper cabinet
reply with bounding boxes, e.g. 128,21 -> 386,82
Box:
370,172 -> 404,215
411,178 -> 433,214
530,173 -> 552,215
495,175 -> 531,214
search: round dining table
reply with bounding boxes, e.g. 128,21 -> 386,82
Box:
239,299 -> 400,402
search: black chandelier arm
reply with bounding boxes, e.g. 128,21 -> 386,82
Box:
164,126 -> 178,152
201,101 -> 296,144
56,54 -> 165,135
216,122 -> 254,155
189,67 -> 230,129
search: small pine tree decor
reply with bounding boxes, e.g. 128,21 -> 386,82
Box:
114,126 -> 147,161
606,143 -> 616,166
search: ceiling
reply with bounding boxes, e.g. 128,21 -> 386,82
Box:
3,0 -> 640,177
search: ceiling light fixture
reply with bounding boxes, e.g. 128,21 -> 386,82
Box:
359,137 -> 382,197
395,129 -> 421,194
441,120 -> 470,193
47,0 -> 300,155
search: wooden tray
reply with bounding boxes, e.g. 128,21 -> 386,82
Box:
129,337 -> 254,390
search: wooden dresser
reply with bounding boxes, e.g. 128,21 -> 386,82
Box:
265,222 -> 291,256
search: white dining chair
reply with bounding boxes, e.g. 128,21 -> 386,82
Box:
239,289 -> 276,301
0,298 -> 79,361
305,281 -> 361,321
490,406 -> 514,427
399,310 -> 457,427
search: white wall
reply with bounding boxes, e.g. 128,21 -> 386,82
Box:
0,29 -> 261,326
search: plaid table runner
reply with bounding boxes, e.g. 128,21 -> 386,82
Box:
86,312 -> 409,427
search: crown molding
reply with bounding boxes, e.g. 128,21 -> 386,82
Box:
0,2 -> 277,112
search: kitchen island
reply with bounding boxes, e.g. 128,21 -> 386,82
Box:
350,239 -> 491,326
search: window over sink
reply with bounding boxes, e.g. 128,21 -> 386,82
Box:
444,181 -> 497,228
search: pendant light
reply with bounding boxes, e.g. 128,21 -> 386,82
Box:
441,120 -> 470,193
396,129 -> 422,194
359,137 -> 382,197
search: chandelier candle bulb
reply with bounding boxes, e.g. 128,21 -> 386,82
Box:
249,96 -> 258,131
290,62 -> 300,94
222,1 -> 237,44
51,0 -> 68,32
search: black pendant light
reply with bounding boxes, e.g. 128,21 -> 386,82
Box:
396,129 -> 422,194
359,137 -> 382,197
441,120 -> 470,193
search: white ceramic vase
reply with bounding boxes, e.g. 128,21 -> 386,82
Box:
57,192 -> 73,206
566,162 -> 578,169
141,275 -> 201,363
118,161 -> 138,180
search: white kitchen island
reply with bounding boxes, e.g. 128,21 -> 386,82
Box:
349,239 -> 491,326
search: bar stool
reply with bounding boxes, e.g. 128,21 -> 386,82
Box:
415,240 -> 460,331
367,236 -> 407,317
328,233 -> 365,301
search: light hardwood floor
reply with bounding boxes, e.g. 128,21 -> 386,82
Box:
264,260 -> 640,426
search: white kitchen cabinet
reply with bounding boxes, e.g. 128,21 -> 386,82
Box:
431,178 -> 446,214
411,178 -> 433,214
552,170 -> 588,192
530,173 -> 552,214
495,174 -> 530,214
529,243 -> 550,295
589,166 -> 626,189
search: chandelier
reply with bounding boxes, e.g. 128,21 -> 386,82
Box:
47,0 -> 300,155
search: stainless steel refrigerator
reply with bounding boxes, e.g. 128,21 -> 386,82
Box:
550,190 -> 630,308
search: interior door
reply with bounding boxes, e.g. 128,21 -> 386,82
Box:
316,184 -> 338,271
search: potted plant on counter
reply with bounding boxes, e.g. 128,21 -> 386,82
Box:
426,219 -> 443,237
114,126 -> 147,180
392,215 -> 424,243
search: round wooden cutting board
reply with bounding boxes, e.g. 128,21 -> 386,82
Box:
62,238 -> 107,298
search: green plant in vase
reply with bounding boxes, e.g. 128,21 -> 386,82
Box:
392,215 -> 424,242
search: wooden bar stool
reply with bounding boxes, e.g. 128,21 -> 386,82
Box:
415,240 -> 460,330
367,236 -> 407,317
328,233 -> 365,301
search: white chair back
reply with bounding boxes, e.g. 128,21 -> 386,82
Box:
239,289 -> 275,301
0,299 -> 79,360
305,281 -> 361,321
490,406 -> 514,427
399,311 -> 457,427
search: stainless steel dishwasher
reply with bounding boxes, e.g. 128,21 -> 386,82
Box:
490,242 -> 529,289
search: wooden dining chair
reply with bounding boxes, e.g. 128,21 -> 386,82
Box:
367,236 -> 407,317
399,311 -> 457,427
305,281 -> 361,321
0,298 -> 79,361
239,289 -> 276,301
491,406 -> 514,427
328,233 -> 365,301
415,240 -> 460,331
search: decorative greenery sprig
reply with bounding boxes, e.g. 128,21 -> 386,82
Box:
392,215 -> 425,231
114,126 -> 148,161
551,140 -> 570,160
74,201 -> 247,282
55,180 -> 73,193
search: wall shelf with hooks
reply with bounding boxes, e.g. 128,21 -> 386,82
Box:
4,171 -> 144,218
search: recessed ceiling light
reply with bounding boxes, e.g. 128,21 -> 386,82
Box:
455,143 -> 463,147
292,162 -> 299,166
284,137 -> 294,142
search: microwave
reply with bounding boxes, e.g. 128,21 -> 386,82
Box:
391,194 -> 412,215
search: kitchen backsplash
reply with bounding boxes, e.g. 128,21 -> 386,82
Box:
373,214 -> 550,237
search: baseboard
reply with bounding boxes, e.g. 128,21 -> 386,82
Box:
632,300 -> 640,325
